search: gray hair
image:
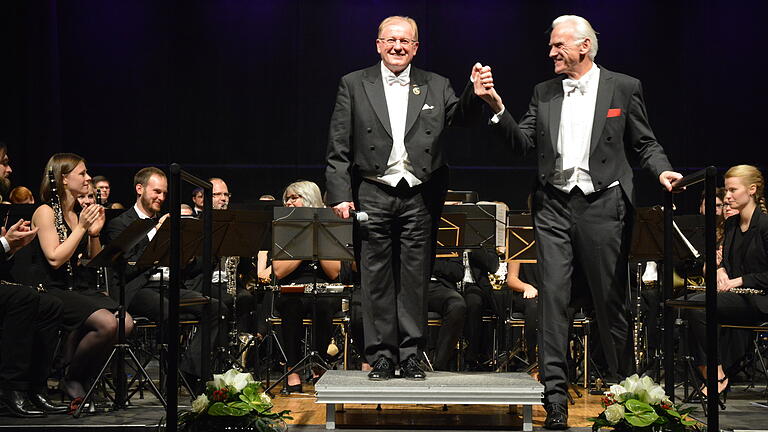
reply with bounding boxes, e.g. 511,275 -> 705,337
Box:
283,180 -> 324,207
552,15 -> 598,61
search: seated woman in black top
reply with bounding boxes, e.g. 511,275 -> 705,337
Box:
270,181 -> 341,393
31,154 -> 133,405
687,164 -> 768,396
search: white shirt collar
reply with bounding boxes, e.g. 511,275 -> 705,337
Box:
134,203 -> 154,220
381,62 -> 411,85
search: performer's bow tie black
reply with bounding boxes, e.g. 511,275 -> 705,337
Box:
385,74 -> 410,86
562,78 -> 587,95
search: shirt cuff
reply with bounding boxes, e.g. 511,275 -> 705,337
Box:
0,236 -> 10,254
490,107 -> 506,124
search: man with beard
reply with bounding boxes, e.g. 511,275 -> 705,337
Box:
0,142 -> 67,417
104,167 -> 222,386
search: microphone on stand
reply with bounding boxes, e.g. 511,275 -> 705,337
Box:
348,209 -> 369,222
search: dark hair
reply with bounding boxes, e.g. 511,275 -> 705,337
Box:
92,175 -> 109,185
39,153 -> 86,203
133,167 -> 165,189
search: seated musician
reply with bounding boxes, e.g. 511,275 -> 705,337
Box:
268,180 -> 342,393
506,257 -> 540,367
91,176 -> 124,210
103,167 -> 222,389
460,246 -> 502,370
687,164 -> 768,396
31,153 -> 129,411
184,177 -> 259,336
0,143 -> 67,417
9,186 -> 35,204
427,258 -> 466,370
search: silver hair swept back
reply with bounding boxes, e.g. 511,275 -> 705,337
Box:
552,15 -> 598,61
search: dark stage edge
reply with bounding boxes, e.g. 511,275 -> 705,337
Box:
0,405 -> 165,432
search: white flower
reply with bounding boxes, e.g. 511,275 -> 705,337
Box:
191,394 -> 209,413
620,374 -> 641,393
260,393 -> 272,405
646,384 -> 667,405
209,368 -> 256,392
604,403 -> 625,424
609,384 -> 628,399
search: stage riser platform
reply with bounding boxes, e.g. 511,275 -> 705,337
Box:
315,371 -> 543,431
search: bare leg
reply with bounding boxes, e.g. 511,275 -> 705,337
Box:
697,365 -> 728,396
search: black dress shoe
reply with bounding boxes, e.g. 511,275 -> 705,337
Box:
27,391 -> 68,414
543,402 -> 568,430
284,383 -> 303,394
0,389 -> 46,418
400,356 -> 426,380
367,357 -> 395,381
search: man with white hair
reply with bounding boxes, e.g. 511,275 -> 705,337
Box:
478,15 -> 682,429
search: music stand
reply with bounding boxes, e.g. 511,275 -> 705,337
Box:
74,218 -> 165,417
506,214 -> 536,262
266,207 -> 353,394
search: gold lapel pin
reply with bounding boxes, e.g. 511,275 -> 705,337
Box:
412,87 -> 421,95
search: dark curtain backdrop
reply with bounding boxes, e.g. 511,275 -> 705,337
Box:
1,0 -> 765,212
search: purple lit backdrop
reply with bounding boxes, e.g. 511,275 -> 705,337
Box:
0,0 -> 765,212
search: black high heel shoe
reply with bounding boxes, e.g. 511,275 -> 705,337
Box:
699,377 -> 729,410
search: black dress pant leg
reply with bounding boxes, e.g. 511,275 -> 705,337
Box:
427,285 -> 466,370
31,294 -> 64,390
358,180 -> 432,363
0,285 -> 40,390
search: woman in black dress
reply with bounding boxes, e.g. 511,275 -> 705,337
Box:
268,181 -> 341,393
32,153 -> 133,406
688,164 -> 768,396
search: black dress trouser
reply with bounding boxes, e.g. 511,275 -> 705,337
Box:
534,184 -> 632,405
0,284 -> 62,391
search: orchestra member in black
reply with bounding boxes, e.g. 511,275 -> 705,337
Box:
271,181 -> 341,393
103,167 -> 222,386
461,247 -> 501,370
32,153 -> 127,411
687,165 -> 768,396
427,258 -> 466,370
325,15 -> 497,381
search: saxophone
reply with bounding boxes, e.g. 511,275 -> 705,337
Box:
48,168 -> 73,283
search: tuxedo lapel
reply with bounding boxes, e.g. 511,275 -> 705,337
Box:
404,67 -> 427,136
362,65 -> 392,138
590,68 -> 615,156
548,82 -> 563,153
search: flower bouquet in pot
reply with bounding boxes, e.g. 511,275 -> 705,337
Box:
179,368 -> 292,432
588,374 -> 700,432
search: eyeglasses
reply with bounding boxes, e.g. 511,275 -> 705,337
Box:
213,192 -> 232,199
377,38 -> 417,47
285,194 -> 303,203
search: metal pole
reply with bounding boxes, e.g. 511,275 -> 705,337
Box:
663,191 -> 675,400
704,166 -> 719,431
167,163 -> 181,432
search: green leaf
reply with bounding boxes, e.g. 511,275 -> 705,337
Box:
207,402 -> 229,416
624,399 -> 659,427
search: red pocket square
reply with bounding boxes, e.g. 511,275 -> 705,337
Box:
607,108 -> 621,118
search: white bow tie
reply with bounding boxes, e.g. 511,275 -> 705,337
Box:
385,74 -> 410,86
563,78 -> 587,95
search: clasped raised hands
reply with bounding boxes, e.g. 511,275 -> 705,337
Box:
471,62 -> 504,114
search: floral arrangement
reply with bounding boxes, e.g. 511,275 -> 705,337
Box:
589,374 -> 699,432
179,368 -> 292,432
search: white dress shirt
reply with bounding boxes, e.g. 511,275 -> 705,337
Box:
134,204 -> 170,281
550,64 -> 608,194
367,62 -> 421,188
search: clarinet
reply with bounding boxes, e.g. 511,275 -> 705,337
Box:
94,187 -> 105,292
48,168 -> 74,285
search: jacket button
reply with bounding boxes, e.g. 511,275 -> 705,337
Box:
422,167 -> 427,172
369,146 -> 375,150
540,131 -> 545,136
374,164 -> 380,169
602,158 -> 607,164
540,153 -> 545,159
597,181 -> 603,185
425,148 -> 430,153
426,130 -> 432,135
606,136 -> 612,141
540,174 -> 546,179
367,128 -> 372,133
